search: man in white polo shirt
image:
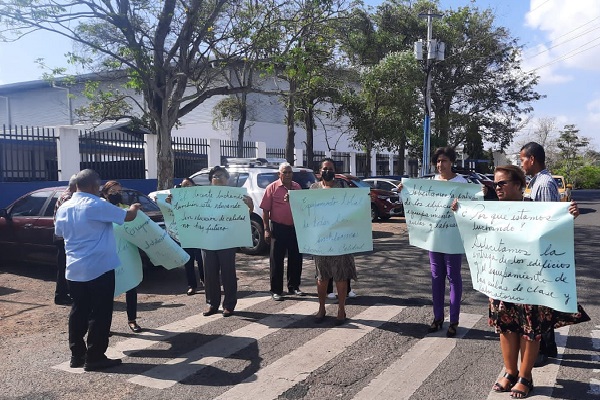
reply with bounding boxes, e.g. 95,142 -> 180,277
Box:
55,169 -> 140,371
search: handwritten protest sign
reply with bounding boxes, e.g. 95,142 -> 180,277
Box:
113,234 -> 143,297
170,186 -> 252,250
155,193 -> 179,242
288,188 -> 372,256
454,201 -> 577,313
401,178 -> 482,253
114,211 -> 189,270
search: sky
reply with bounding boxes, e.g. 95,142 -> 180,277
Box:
1,0 -> 599,150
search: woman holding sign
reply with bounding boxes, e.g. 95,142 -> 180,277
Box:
427,147 -> 468,338
201,166 -> 254,317
453,165 -> 588,399
311,158 -> 358,326
101,180 -> 143,333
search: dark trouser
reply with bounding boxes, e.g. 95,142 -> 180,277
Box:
68,270 -> 115,362
201,248 -> 237,310
327,278 -> 351,294
540,327 -> 558,357
269,221 -> 303,295
55,240 -> 70,299
126,288 -> 137,322
184,248 -> 204,288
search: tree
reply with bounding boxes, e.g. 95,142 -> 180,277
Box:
338,0 -> 543,152
555,124 -> 589,184
337,51 -> 422,174
0,0 -> 283,189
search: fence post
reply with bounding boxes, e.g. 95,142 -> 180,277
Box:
325,150 -> 332,159
256,141 -> 267,159
144,133 -> 157,179
208,138 -> 221,167
350,152 -> 357,176
56,126 -> 80,180
294,148 -> 303,167
388,154 -> 394,175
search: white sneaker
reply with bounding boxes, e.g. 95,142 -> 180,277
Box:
347,290 -> 357,298
327,292 -> 337,299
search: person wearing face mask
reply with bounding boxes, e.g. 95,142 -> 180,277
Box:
310,158 -> 358,325
100,180 -> 143,333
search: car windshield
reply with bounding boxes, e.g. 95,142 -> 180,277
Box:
256,171 -> 317,189
554,178 -> 564,188
350,179 -> 371,188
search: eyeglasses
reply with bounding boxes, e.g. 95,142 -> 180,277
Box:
321,168 -> 334,171
493,180 -> 514,189
212,174 -> 227,180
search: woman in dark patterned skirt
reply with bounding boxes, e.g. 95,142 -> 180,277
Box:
311,158 -> 358,326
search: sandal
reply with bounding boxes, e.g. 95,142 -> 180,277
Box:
446,322 -> 458,337
510,377 -> 534,399
427,319 -> 443,333
493,371 -> 519,392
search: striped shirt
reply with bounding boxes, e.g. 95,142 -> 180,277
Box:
528,169 -> 560,202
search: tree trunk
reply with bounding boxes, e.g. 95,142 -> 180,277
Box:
156,123 -> 174,190
285,80 -> 296,165
397,140 -> 406,175
237,93 -> 248,158
305,103 -> 314,170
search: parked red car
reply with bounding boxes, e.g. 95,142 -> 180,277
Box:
0,186 -> 163,266
333,174 -> 403,221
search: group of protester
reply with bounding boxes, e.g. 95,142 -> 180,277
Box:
53,142 -> 590,394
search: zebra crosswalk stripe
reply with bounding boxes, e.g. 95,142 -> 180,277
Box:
215,304 -> 405,400
352,313 -> 481,400
128,297 -> 323,388
51,293 -> 271,373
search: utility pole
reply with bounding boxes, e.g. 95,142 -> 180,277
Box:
415,10 -> 444,177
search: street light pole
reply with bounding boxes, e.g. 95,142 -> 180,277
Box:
416,10 -> 443,177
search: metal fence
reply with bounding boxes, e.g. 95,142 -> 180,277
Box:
266,147 -> 286,159
79,129 -> 145,179
376,153 -> 390,176
303,150 -> 325,171
0,125 -> 58,182
173,136 -> 209,178
355,152 -> 369,177
220,140 -> 257,162
331,151 -> 351,173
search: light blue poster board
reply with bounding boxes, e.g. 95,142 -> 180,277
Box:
288,188 -> 372,255
113,233 -> 143,297
114,211 -> 190,270
454,201 -> 577,313
401,178 -> 482,254
170,186 -> 252,250
155,193 -> 179,242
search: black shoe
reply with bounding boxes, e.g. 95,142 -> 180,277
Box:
70,355 -> 85,368
427,319 -> 443,333
187,287 -> 196,296
128,321 -> 142,333
84,356 -> 122,371
446,322 -> 458,338
222,309 -> 234,317
271,293 -> 284,301
203,307 -> 218,316
54,296 -> 73,306
288,289 -> 306,296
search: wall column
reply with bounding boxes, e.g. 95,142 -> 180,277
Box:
208,138 -> 222,167
349,152 -> 357,176
56,126 -> 80,180
144,133 -> 157,179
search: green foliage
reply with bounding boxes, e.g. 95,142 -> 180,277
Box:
569,166 -> 600,189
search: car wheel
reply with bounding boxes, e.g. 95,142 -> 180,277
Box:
380,215 -> 391,220
240,218 -> 268,255
371,204 -> 379,222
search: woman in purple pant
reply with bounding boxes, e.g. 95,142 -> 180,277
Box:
427,147 -> 467,337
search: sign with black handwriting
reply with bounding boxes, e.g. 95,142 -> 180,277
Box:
454,201 -> 577,313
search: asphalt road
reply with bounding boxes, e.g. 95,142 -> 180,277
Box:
1,190 -> 599,400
